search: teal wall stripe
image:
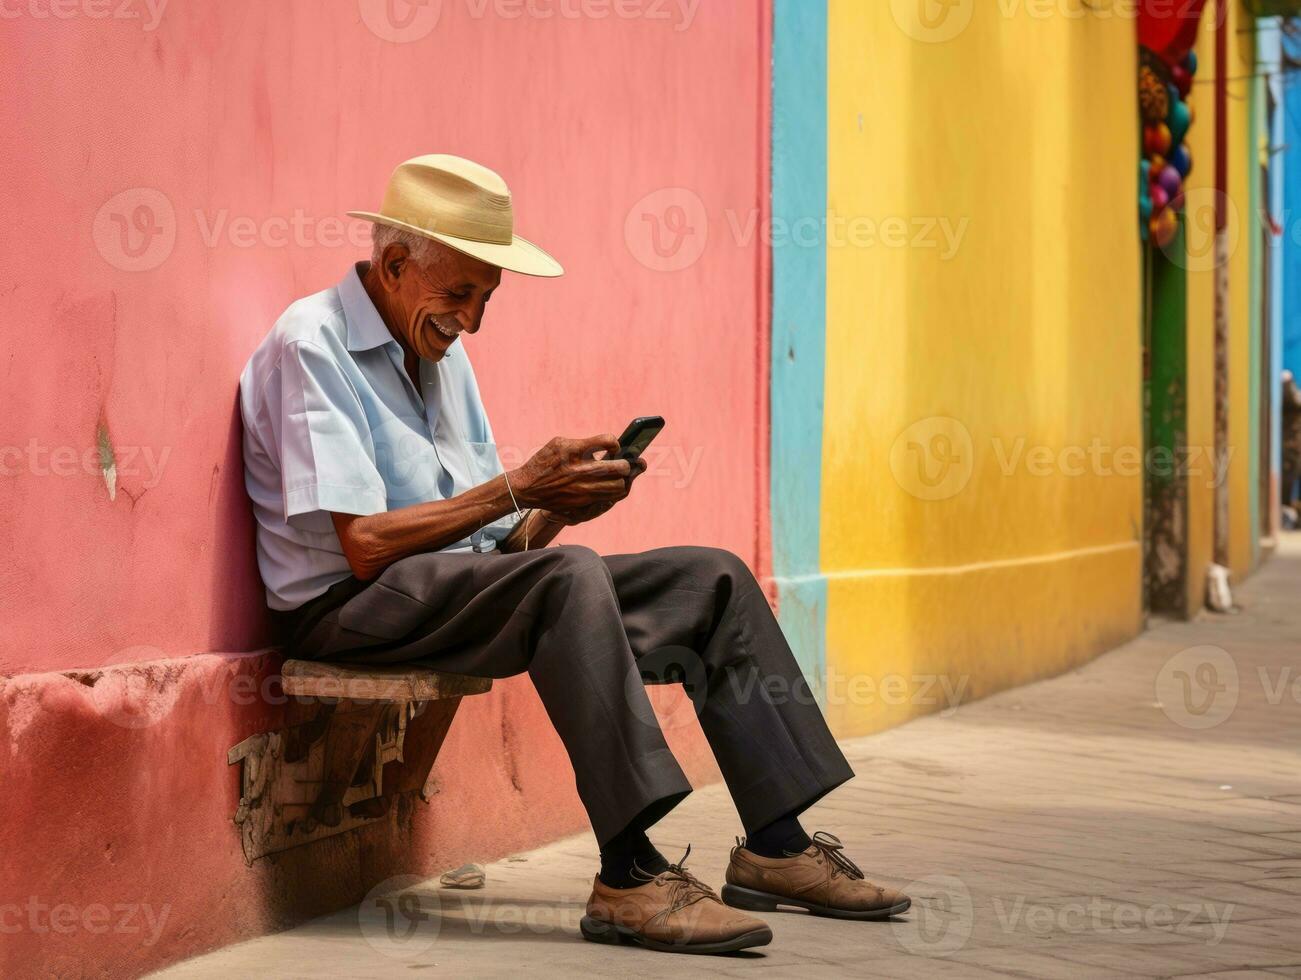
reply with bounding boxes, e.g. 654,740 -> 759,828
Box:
770,0 -> 828,698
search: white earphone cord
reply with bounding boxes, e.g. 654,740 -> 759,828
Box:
501,468 -> 527,551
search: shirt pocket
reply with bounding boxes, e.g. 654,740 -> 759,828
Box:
463,440 -> 504,484
373,416 -> 440,503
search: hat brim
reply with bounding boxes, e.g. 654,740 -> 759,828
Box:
347,211 -> 564,278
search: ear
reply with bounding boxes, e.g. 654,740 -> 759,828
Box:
376,242 -> 411,292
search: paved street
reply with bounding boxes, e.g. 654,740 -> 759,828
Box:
156,535 -> 1301,979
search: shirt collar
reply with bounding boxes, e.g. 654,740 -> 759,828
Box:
340,262 -> 398,352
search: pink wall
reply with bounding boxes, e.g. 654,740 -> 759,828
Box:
0,0 -> 766,675
1,2 -> 769,975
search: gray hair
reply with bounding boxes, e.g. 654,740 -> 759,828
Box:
370,223 -> 440,268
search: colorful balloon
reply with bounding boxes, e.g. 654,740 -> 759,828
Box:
1150,183 -> 1169,213
1170,143 -> 1192,178
1185,50 -> 1198,76
1144,123 -> 1172,156
1159,164 -> 1182,197
1150,153 -> 1167,174
1172,65 -> 1192,98
1170,189 -> 1185,212
1168,100 -> 1191,145
1139,67 -> 1170,124
1151,207 -> 1178,248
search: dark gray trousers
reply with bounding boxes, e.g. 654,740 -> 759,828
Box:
277,544 -> 853,846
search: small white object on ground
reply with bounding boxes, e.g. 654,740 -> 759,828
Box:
1206,562 -> 1234,613
439,863 -> 486,889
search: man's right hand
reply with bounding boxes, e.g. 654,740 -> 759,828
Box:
510,435 -> 632,513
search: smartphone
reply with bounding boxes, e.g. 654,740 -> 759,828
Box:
613,416 -> 665,461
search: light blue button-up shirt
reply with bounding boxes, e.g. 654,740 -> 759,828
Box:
240,263 -> 518,610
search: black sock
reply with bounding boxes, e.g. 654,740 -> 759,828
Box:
597,795 -> 687,888
744,812 -> 813,858
599,828 -> 670,889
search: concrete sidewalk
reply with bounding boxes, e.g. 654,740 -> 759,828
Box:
155,536 -> 1301,979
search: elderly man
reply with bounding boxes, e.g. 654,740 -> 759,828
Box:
239,154 -> 909,955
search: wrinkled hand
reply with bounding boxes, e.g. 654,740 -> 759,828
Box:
510,434 -> 641,516
542,455 -> 647,526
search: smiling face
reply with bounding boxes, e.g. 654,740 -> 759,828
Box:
366,237 -> 503,362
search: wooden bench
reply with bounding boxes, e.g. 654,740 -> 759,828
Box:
280,660 -> 492,702
227,660 -> 492,863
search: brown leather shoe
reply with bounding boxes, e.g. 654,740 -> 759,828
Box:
582,847 -> 773,954
723,832 -> 912,920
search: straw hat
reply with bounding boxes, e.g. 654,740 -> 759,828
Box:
349,154 -> 563,278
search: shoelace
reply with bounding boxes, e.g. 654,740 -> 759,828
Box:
799,831 -> 866,881
631,844 -> 718,916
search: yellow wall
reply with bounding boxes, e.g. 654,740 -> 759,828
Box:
1178,2 -> 1262,599
823,2 -> 1143,736
1184,9 -> 1218,613
1227,1 -> 1257,580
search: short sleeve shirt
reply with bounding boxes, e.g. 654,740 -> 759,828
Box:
239,263 -> 518,610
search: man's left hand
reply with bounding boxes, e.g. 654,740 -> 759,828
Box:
545,454 -> 647,526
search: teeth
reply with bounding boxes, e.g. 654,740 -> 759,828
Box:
429,317 -> 457,339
